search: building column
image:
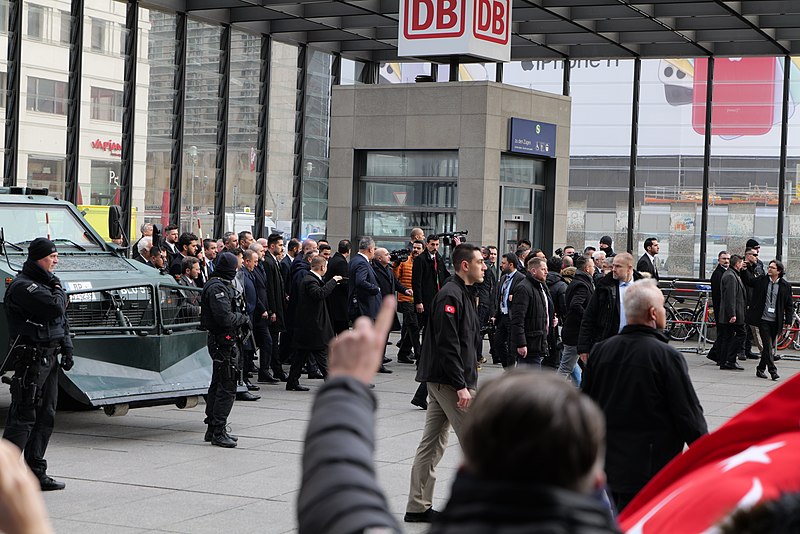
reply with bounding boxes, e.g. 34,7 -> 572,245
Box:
3,0 -> 22,186
699,58 -> 714,278
253,35 -> 271,239
777,55 -> 791,260
120,0 -> 139,242
291,44 -> 307,239
64,0 -> 84,202
212,25 -> 231,239
626,57 -> 641,254
168,13 -> 187,227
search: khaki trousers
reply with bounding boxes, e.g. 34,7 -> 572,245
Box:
406,382 -> 474,513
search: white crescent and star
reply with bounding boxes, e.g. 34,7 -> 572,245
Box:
718,441 -> 785,472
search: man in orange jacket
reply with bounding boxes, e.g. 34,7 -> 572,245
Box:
394,240 -> 425,364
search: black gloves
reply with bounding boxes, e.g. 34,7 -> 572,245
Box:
60,353 -> 74,371
48,276 -> 63,290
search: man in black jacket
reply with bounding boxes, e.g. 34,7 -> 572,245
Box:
324,239 -> 350,334
744,259 -> 793,380
3,238 -> 73,491
262,233 -> 288,381
372,247 -> 412,303
636,237 -> 660,280
706,250 -> 730,364
560,255 -> 594,383
491,253 -> 525,368
717,255 -> 747,371
543,255 -> 567,369
405,244 -> 485,523
200,252 -> 250,448
246,244 -> 277,384
475,245 -> 497,364
741,246 -> 765,360
288,255 -> 343,391
299,298 -> 618,534
412,234 -> 450,332
510,256 -> 555,368
578,252 -> 641,360
168,232 -> 199,276
583,279 -> 707,512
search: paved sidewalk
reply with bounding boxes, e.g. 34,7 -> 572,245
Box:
0,337 -> 797,533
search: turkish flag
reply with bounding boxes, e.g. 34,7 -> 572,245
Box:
619,374 -> 800,532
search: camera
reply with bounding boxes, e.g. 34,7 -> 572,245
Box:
390,248 -> 411,263
435,230 -> 469,247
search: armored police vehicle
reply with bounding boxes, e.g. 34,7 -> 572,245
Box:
0,187 -> 211,416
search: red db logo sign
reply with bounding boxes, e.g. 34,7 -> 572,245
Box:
404,0 -> 465,39
398,0 -> 512,61
473,0 -> 509,44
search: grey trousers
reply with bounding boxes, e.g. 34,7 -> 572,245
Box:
406,382 -> 473,513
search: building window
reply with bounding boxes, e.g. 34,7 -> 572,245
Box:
90,86 -> 123,122
0,2 -> 9,35
59,10 -> 70,44
90,17 -> 107,52
26,76 -> 67,115
27,4 -> 45,39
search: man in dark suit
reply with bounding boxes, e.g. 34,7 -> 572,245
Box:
262,233 -> 289,381
247,244 -> 277,384
348,237 -> 382,322
169,232 -> 199,276
287,255 -> 343,391
348,237 -> 391,374
281,238 -> 300,288
373,247 -> 412,322
411,234 -> 450,334
636,237 -> 660,280
491,253 -> 525,368
706,250 -> 730,364
717,255 -> 747,371
325,239 -> 351,334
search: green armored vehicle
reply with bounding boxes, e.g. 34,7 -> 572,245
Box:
0,187 -> 211,416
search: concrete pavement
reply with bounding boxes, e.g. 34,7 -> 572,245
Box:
0,336 -> 797,533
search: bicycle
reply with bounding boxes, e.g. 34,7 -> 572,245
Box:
663,282 -> 715,344
777,297 -> 800,350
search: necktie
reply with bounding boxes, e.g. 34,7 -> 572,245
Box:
542,286 -> 549,334
652,257 -> 658,276
501,275 -> 512,313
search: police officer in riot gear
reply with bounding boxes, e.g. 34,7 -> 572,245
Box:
3,238 -> 73,491
200,251 -> 249,448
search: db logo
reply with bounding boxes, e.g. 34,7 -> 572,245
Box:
404,0 -> 466,39
473,0 -> 509,44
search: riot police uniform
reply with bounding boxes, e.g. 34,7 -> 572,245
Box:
3,238 -> 73,491
200,252 -> 249,448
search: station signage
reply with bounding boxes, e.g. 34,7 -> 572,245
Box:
398,0 -> 512,62
509,118 -> 556,158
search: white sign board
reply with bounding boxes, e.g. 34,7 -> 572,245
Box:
398,0 -> 512,62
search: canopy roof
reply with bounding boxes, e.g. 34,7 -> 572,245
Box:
151,0 -> 800,62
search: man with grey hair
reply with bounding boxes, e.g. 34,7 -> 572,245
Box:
347,237 -> 383,323
132,223 -> 154,261
582,279 -> 707,512
136,236 -> 152,264
591,250 -> 606,283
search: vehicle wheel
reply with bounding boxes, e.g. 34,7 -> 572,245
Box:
777,322 -> 796,351
666,308 -> 695,342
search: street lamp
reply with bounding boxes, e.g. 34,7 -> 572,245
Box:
188,145 -> 197,230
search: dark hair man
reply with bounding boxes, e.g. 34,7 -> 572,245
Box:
491,252 -> 524,368
582,279 -> 707,512
3,238 -> 73,491
260,233 -> 288,382
584,245 -> 597,256
169,232 -> 199,276
298,299 -> 617,533
409,234 -> 452,408
177,256 -> 201,318
318,243 -> 332,260
562,245 -> 576,257
284,239 -> 321,383
405,244 -> 486,523
741,246 -> 765,360
706,250 -> 731,365
324,239 -> 351,335
744,259 -> 792,381
717,254 -> 747,371
163,224 -> 179,263
636,237 -> 660,280
560,254 -> 595,384
238,231 -> 254,251
510,256 -> 555,368
474,244 -> 498,364
292,255 -> 343,388
281,237 -> 301,287
578,252 -> 641,361
199,252 -> 250,448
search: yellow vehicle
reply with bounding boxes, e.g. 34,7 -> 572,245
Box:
78,205 -> 137,242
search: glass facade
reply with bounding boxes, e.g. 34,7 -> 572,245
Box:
357,150 -> 458,248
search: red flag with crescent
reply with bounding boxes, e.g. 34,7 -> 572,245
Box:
619,373 -> 800,532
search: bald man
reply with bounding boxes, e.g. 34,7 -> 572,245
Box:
582,279 -> 707,512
